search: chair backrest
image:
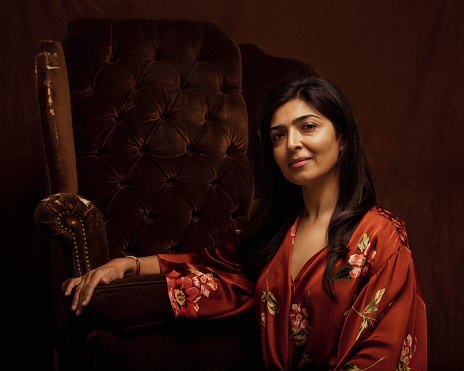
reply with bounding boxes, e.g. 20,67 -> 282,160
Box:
61,18 -> 253,259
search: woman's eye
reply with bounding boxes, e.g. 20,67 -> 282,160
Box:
302,123 -> 316,130
272,132 -> 284,142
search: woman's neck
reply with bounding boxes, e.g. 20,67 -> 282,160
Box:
300,173 -> 339,223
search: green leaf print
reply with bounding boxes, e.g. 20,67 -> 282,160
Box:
297,352 -> 314,370
357,233 -> 370,253
342,355 -> 386,370
261,270 -> 279,315
334,264 -> 355,282
352,288 -> 385,340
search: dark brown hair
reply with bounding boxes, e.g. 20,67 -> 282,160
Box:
239,76 -> 376,298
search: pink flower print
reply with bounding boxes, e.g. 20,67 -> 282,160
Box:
167,276 -> 201,318
192,270 -> 218,297
290,303 -> 309,332
348,233 -> 376,278
261,312 -> 266,327
290,303 -> 311,346
401,334 -> 416,367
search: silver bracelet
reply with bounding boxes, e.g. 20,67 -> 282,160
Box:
126,255 -> 141,276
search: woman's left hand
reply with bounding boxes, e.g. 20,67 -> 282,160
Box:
64,257 -> 132,315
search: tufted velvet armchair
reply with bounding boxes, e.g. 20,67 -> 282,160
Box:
35,18 -> 316,370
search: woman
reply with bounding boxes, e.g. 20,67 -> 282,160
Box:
66,76 -> 427,370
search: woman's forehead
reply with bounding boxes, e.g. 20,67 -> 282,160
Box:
270,99 -> 326,126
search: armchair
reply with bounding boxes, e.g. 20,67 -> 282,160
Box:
35,18 -> 316,370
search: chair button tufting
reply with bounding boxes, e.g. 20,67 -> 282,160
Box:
119,178 -> 130,187
145,211 -> 159,221
60,19 -> 255,264
140,145 -> 149,153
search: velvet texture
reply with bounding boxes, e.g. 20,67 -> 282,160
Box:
34,18 -> 315,370
63,19 -> 253,258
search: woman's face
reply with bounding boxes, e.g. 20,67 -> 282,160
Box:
270,98 -> 342,188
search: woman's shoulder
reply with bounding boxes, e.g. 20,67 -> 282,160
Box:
347,205 -> 411,268
363,205 -> 409,247
333,206 -> 413,284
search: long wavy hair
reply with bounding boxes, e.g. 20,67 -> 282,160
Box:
238,76 -> 377,298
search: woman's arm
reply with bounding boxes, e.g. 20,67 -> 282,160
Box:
333,245 -> 427,370
65,255 -> 161,315
158,235 -> 255,319
66,234 -> 255,319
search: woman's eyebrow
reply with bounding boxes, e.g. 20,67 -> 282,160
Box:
270,114 -> 320,132
270,124 -> 284,132
292,114 -> 319,124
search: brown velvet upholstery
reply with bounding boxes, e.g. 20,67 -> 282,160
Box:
63,18 -> 253,258
35,18 -> 316,370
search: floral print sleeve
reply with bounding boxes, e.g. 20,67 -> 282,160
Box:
333,208 -> 427,370
167,276 -> 201,318
158,235 -> 255,319
166,270 -> 219,318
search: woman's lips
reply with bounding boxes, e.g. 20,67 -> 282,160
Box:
289,157 -> 312,168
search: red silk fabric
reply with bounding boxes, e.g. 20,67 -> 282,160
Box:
159,206 -> 426,370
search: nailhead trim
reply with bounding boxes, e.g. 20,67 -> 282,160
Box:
56,210 -> 90,276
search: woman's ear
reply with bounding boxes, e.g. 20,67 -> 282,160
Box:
338,137 -> 345,153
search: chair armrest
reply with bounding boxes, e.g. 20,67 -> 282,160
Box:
34,192 -> 110,277
89,274 -> 173,330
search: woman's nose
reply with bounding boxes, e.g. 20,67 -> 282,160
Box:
287,129 -> 302,151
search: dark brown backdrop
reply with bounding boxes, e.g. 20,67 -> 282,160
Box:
1,1 -> 462,369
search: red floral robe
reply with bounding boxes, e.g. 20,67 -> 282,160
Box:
158,206 -> 427,370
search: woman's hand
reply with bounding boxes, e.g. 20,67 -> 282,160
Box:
64,257 -> 134,316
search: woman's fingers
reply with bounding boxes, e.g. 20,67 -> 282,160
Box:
73,270 -> 100,315
77,272 -> 106,314
71,274 -> 88,313
64,259 -> 129,315
64,277 -> 82,296
73,267 -> 119,315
